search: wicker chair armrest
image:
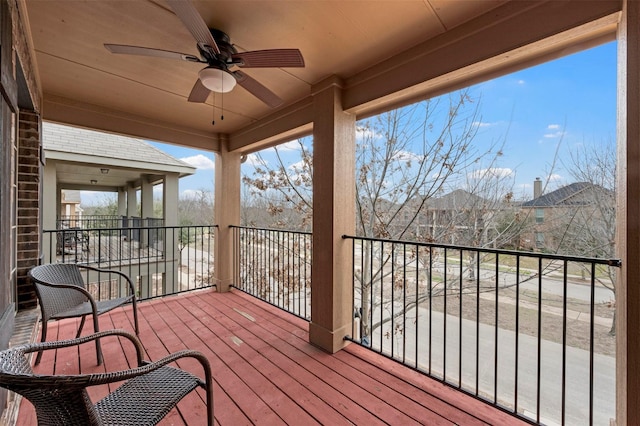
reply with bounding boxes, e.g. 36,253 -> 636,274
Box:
85,349 -> 212,387
76,265 -> 136,296
23,329 -> 144,366
30,280 -> 99,313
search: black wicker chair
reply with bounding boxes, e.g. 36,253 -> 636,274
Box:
0,330 -> 214,426
28,264 -> 139,365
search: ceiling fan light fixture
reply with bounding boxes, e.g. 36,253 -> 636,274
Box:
198,67 -> 236,93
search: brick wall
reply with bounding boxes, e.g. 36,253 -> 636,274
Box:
16,111 -> 40,310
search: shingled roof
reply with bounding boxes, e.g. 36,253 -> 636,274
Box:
43,122 -> 195,175
521,182 -> 600,207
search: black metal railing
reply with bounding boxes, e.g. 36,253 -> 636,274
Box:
57,214 -> 125,230
43,225 -> 216,301
231,225 -> 312,320
343,234 -> 620,426
57,216 -> 166,244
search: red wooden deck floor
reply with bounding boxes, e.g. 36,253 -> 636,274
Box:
18,289 -> 528,425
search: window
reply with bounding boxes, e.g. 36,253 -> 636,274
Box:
535,208 -> 544,224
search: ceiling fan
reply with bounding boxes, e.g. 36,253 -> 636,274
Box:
104,0 -> 304,108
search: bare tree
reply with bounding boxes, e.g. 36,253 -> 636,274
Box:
242,90 -> 521,344
242,140 -> 313,229
241,188 -> 310,231
178,188 -> 214,225
555,139 -> 617,334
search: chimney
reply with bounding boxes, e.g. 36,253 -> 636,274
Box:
534,177 -> 542,199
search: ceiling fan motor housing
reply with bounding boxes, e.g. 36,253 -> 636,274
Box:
198,29 -> 237,67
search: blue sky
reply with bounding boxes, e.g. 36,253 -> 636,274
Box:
469,41 -> 617,196
82,41 -> 617,206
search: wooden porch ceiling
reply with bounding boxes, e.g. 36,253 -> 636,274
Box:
20,290 -> 527,425
21,1 -> 621,152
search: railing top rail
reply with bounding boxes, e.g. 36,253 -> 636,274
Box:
45,224 -> 217,233
231,225 -> 312,235
342,233 -> 622,267
58,214 -> 122,218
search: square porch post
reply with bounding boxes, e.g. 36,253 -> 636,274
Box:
617,0 -> 640,423
141,175 -> 154,226
117,188 -> 127,218
214,136 -> 241,292
163,173 -> 179,227
127,183 -> 137,218
309,77 -> 356,353
162,173 -> 179,294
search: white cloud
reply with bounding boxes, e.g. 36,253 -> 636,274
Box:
543,131 -> 566,139
517,79 -> 525,85
180,154 -> 215,170
392,150 -> 423,162
543,125 -> 565,139
472,121 -> 495,128
356,126 -> 381,141
288,159 -> 307,171
279,140 -> 300,151
288,160 -> 311,182
243,153 -> 264,166
468,167 -> 514,180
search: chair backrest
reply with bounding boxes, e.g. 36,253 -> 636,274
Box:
0,345 -> 100,425
29,264 -> 89,321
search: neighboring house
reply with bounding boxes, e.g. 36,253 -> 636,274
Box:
59,190 -> 82,227
420,189 -> 492,244
389,189 -> 501,245
42,122 -> 196,232
520,178 -> 615,252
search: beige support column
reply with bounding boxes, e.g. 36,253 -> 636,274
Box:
117,188 -> 126,221
309,77 -> 355,353
163,173 -> 179,226
617,1 -> 640,424
42,161 -> 57,261
141,176 -> 153,221
127,184 -> 137,217
214,136 -> 241,292
162,173 -> 180,293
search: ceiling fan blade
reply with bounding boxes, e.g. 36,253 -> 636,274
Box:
166,0 -> 220,56
232,49 -> 305,68
233,70 -> 283,108
104,44 -> 203,62
188,79 -> 210,103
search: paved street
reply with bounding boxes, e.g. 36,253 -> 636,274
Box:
373,306 -> 615,425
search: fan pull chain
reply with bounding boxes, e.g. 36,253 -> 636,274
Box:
211,92 -> 216,126
211,87 -> 225,125
220,80 -> 225,121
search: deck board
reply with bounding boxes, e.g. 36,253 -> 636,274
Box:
18,289 -> 529,425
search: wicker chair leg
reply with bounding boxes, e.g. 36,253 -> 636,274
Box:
34,321 -> 48,366
92,315 -> 103,365
132,300 -> 139,335
207,381 -> 214,426
76,315 -> 87,338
